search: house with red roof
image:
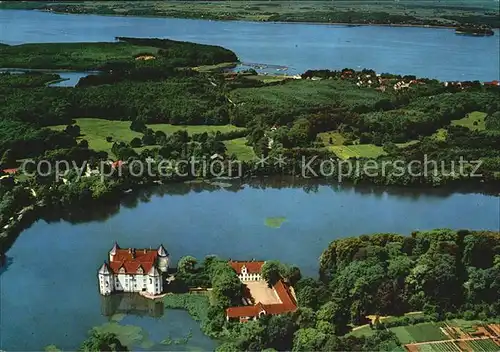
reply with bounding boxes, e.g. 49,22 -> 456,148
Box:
98,243 -> 170,296
1,168 -> 18,175
226,260 -> 298,322
229,260 -> 265,281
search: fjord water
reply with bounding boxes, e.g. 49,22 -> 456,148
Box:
1,8 -> 500,351
0,9 -> 499,81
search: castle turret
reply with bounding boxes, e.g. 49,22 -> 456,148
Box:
109,242 -> 119,262
147,265 -> 162,295
98,262 -> 113,296
157,244 -> 169,273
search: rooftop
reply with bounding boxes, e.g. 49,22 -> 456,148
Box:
108,245 -> 160,275
229,260 -> 265,274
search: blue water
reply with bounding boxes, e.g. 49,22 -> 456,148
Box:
0,9 -> 498,81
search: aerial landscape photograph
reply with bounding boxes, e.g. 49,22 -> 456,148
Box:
0,0 -> 499,351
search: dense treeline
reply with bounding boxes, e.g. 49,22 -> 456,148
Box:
3,1 -> 497,28
318,230 -> 500,319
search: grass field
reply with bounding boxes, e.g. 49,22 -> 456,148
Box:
328,144 -> 387,159
451,111 -> 487,131
51,118 -> 243,156
318,131 -> 346,146
0,42 -> 159,70
390,322 -> 449,344
224,138 -> 256,161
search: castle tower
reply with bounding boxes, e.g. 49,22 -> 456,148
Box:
147,266 -> 162,295
156,244 -> 169,273
98,262 -> 113,296
109,242 -> 119,262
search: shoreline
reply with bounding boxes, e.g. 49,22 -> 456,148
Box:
13,8 -> 499,32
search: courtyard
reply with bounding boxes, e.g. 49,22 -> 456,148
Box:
244,281 -> 281,305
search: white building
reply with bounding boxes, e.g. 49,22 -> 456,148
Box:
98,243 -> 169,296
229,260 -> 264,282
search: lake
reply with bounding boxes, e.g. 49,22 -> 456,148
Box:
1,180 -> 499,350
0,9 -> 499,81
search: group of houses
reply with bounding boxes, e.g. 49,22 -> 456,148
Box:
225,260 -> 298,322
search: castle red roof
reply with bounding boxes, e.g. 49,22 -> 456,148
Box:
226,305 -> 260,318
229,261 -> 265,274
109,248 -> 158,275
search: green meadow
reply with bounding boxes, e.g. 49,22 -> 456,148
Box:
389,322 -> 449,344
328,144 -> 387,159
451,111 -> 487,131
224,138 -> 256,161
50,118 -> 243,156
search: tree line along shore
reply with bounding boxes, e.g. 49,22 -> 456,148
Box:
0,0 -> 498,31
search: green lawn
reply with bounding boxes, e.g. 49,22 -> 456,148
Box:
51,118 -> 243,156
451,111 -> 487,131
224,138 -> 256,161
328,144 -> 387,159
318,131 -> 346,146
390,322 -> 449,344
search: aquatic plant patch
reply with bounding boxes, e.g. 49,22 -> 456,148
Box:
265,217 -> 287,228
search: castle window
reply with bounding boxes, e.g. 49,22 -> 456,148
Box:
149,278 -> 152,284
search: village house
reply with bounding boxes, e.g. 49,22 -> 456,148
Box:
226,260 -> 298,322
97,243 -> 169,296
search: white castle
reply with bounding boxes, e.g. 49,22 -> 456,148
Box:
98,243 -> 169,296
